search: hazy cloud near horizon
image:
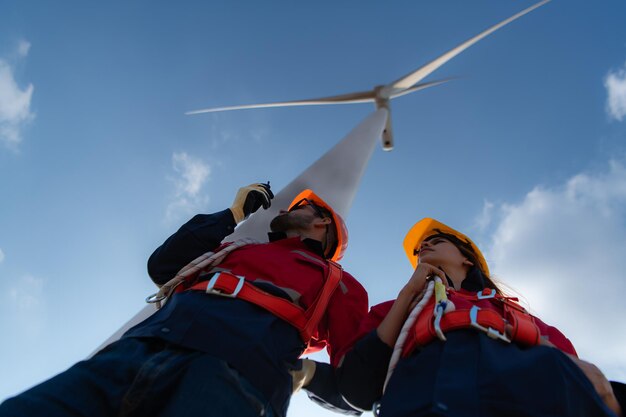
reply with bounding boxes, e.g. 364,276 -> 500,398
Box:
483,159 -> 626,379
0,39 -> 34,150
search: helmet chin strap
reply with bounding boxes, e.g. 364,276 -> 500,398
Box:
320,217 -> 336,259
322,224 -> 331,258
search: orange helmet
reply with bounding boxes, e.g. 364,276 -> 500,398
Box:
403,218 -> 489,276
288,189 -> 348,261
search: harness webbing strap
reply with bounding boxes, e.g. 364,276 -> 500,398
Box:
504,303 -> 541,346
302,260 -> 343,342
186,261 -> 343,343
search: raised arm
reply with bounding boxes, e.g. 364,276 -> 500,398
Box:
147,209 -> 237,285
148,182 -> 274,285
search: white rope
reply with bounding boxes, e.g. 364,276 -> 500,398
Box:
383,279 -> 435,392
149,238 -> 259,308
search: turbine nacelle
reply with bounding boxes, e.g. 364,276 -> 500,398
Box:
187,0 -> 550,151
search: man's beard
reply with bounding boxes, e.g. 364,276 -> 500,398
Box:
270,212 -> 311,233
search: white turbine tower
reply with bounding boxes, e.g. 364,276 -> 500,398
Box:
188,0 -> 550,151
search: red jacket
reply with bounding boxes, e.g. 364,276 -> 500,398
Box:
352,291 -> 576,357
209,236 -> 369,366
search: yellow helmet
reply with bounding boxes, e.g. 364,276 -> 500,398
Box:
403,218 -> 489,276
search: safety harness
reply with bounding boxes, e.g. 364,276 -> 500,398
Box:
183,262 -> 342,343
407,287 -> 541,354
146,239 -> 343,346
384,277 -> 541,393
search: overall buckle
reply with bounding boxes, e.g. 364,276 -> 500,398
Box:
469,306 -> 510,343
205,273 -> 245,298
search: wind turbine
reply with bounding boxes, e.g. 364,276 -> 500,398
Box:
187,0 -> 550,151
94,0 -> 551,360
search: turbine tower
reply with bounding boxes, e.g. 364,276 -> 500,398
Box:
188,0 -> 550,151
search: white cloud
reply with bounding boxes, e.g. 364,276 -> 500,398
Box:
605,62 -> 626,121
173,151 -> 210,196
0,40 -> 35,150
8,275 -> 44,312
473,199 -> 494,232
483,160 -> 626,380
0,248 -> 4,263
165,152 -> 211,222
17,40 -> 31,58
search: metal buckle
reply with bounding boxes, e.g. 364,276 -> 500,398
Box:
205,273 -> 245,298
476,288 -> 496,299
469,306 -> 510,343
145,293 -> 166,304
433,305 -> 446,341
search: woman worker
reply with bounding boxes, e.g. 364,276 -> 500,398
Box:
336,218 -> 623,417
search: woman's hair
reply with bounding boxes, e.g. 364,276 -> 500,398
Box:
425,232 -> 504,295
458,247 -> 504,296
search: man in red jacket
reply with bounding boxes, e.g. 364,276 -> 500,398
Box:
0,183 -> 368,417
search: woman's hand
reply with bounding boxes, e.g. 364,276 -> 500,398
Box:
399,262 -> 447,307
377,263 -> 446,347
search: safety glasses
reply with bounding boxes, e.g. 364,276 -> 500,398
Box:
288,198 -> 326,219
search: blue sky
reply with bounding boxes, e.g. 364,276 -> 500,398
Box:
1,1 -> 626,415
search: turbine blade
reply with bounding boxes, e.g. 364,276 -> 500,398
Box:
389,78 -> 456,99
186,90 -> 375,115
383,0 -> 550,95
